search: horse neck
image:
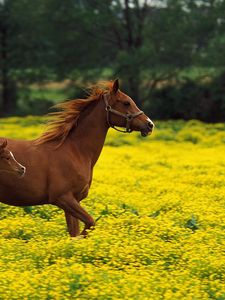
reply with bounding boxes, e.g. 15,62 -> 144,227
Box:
68,96 -> 109,166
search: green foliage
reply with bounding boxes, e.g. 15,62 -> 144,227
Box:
185,215 -> 199,232
148,74 -> 225,122
1,0 -> 225,120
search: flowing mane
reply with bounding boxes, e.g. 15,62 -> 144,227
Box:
35,81 -> 114,147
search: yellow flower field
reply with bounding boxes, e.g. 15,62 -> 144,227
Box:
0,117 -> 225,299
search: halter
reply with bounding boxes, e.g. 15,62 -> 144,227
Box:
103,94 -> 144,133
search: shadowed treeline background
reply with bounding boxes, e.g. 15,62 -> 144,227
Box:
0,0 -> 225,121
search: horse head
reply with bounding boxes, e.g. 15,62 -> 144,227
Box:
0,140 -> 26,177
103,79 -> 154,136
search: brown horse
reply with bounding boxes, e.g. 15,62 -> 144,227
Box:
0,80 -> 153,236
0,140 -> 26,177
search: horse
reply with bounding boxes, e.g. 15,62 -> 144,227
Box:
0,140 -> 26,177
0,79 -> 154,236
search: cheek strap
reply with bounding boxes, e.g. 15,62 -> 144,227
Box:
103,94 -> 143,133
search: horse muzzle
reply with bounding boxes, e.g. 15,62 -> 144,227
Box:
16,166 -> 26,178
140,121 -> 154,137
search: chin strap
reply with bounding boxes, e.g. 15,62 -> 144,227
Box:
103,94 -> 143,133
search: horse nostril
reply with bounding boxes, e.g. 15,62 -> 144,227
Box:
148,122 -> 153,129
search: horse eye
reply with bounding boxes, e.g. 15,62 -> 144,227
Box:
124,102 -> 130,106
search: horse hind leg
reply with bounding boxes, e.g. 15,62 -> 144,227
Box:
54,192 -> 95,237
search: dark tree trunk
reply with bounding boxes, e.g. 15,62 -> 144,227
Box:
0,4 -> 17,116
128,75 -> 141,107
122,0 -> 145,108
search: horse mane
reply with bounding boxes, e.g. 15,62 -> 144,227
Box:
35,81 -> 114,147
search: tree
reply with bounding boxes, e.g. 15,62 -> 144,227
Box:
77,0 -> 151,106
1,0 -> 225,119
0,0 -> 17,114
0,0 -> 54,115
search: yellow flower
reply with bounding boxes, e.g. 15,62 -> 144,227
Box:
0,118 -> 224,299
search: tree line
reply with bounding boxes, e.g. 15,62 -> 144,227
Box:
0,0 -> 225,121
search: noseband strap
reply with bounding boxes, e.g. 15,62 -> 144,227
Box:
103,94 -> 143,133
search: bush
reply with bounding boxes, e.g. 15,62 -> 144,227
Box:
147,75 -> 225,122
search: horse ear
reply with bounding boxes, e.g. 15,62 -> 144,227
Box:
112,79 -> 119,94
0,139 -> 7,150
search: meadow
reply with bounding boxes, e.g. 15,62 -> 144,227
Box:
0,117 -> 225,299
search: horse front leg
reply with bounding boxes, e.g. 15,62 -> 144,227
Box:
54,192 -> 95,237
64,212 -> 80,237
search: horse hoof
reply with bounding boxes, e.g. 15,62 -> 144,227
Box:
71,235 -> 85,240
